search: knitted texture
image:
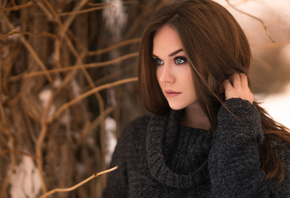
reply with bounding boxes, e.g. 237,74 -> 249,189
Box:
102,98 -> 290,197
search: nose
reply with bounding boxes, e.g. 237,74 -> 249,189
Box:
157,64 -> 175,84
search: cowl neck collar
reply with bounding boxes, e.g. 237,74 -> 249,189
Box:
146,110 -> 211,189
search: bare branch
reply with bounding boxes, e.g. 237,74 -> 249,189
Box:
58,4 -> 114,16
39,166 -> 118,198
0,1 -> 33,11
0,31 -> 58,40
46,77 -> 138,123
225,0 -> 275,43
87,38 -> 141,56
23,52 -> 138,79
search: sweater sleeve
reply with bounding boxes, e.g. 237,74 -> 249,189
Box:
209,98 -> 290,198
102,125 -> 129,198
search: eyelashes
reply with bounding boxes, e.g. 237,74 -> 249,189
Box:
174,56 -> 187,65
153,56 -> 188,66
154,58 -> 164,66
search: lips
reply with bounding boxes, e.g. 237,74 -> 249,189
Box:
164,89 -> 182,98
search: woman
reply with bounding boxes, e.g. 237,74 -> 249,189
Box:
102,0 -> 290,197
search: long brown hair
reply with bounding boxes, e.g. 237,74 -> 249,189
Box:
138,0 -> 290,181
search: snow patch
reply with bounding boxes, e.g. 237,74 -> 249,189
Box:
105,117 -> 117,166
102,0 -> 127,40
39,87 -> 55,117
9,156 -> 41,198
256,83 -> 290,128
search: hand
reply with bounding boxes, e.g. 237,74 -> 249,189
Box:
223,73 -> 254,104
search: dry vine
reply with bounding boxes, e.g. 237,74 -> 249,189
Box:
0,0 -> 159,197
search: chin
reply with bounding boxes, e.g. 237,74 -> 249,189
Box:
169,104 -> 187,110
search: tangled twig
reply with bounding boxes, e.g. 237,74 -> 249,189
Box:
46,77 -> 138,123
0,13 -> 54,85
0,1 -> 33,11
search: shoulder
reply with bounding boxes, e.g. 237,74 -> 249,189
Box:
272,138 -> 290,169
123,114 -> 152,136
270,138 -> 290,195
118,114 -> 153,144
124,114 -> 152,132
109,114 -> 153,165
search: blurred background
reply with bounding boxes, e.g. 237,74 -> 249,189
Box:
0,0 -> 289,197
215,0 -> 290,129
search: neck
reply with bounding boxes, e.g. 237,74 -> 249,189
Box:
181,104 -> 210,130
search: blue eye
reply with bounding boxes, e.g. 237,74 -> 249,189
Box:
174,56 -> 187,65
154,58 -> 164,66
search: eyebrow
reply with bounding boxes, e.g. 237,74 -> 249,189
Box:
169,49 -> 183,57
152,49 -> 183,58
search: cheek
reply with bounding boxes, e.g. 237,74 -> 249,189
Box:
155,66 -> 164,85
156,67 -> 161,80
184,70 -> 197,96
183,68 -> 194,86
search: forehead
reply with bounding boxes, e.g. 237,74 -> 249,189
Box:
153,25 -> 184,55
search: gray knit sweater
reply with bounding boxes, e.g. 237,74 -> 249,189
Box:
102,98 -> 290,197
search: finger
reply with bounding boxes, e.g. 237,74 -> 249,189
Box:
223,79 -> 233,90
223,79 -> 235,100
231,73 -> 241,88
240,73 -> 248,88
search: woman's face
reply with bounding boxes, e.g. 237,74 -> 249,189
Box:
153,25 -> 199,110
